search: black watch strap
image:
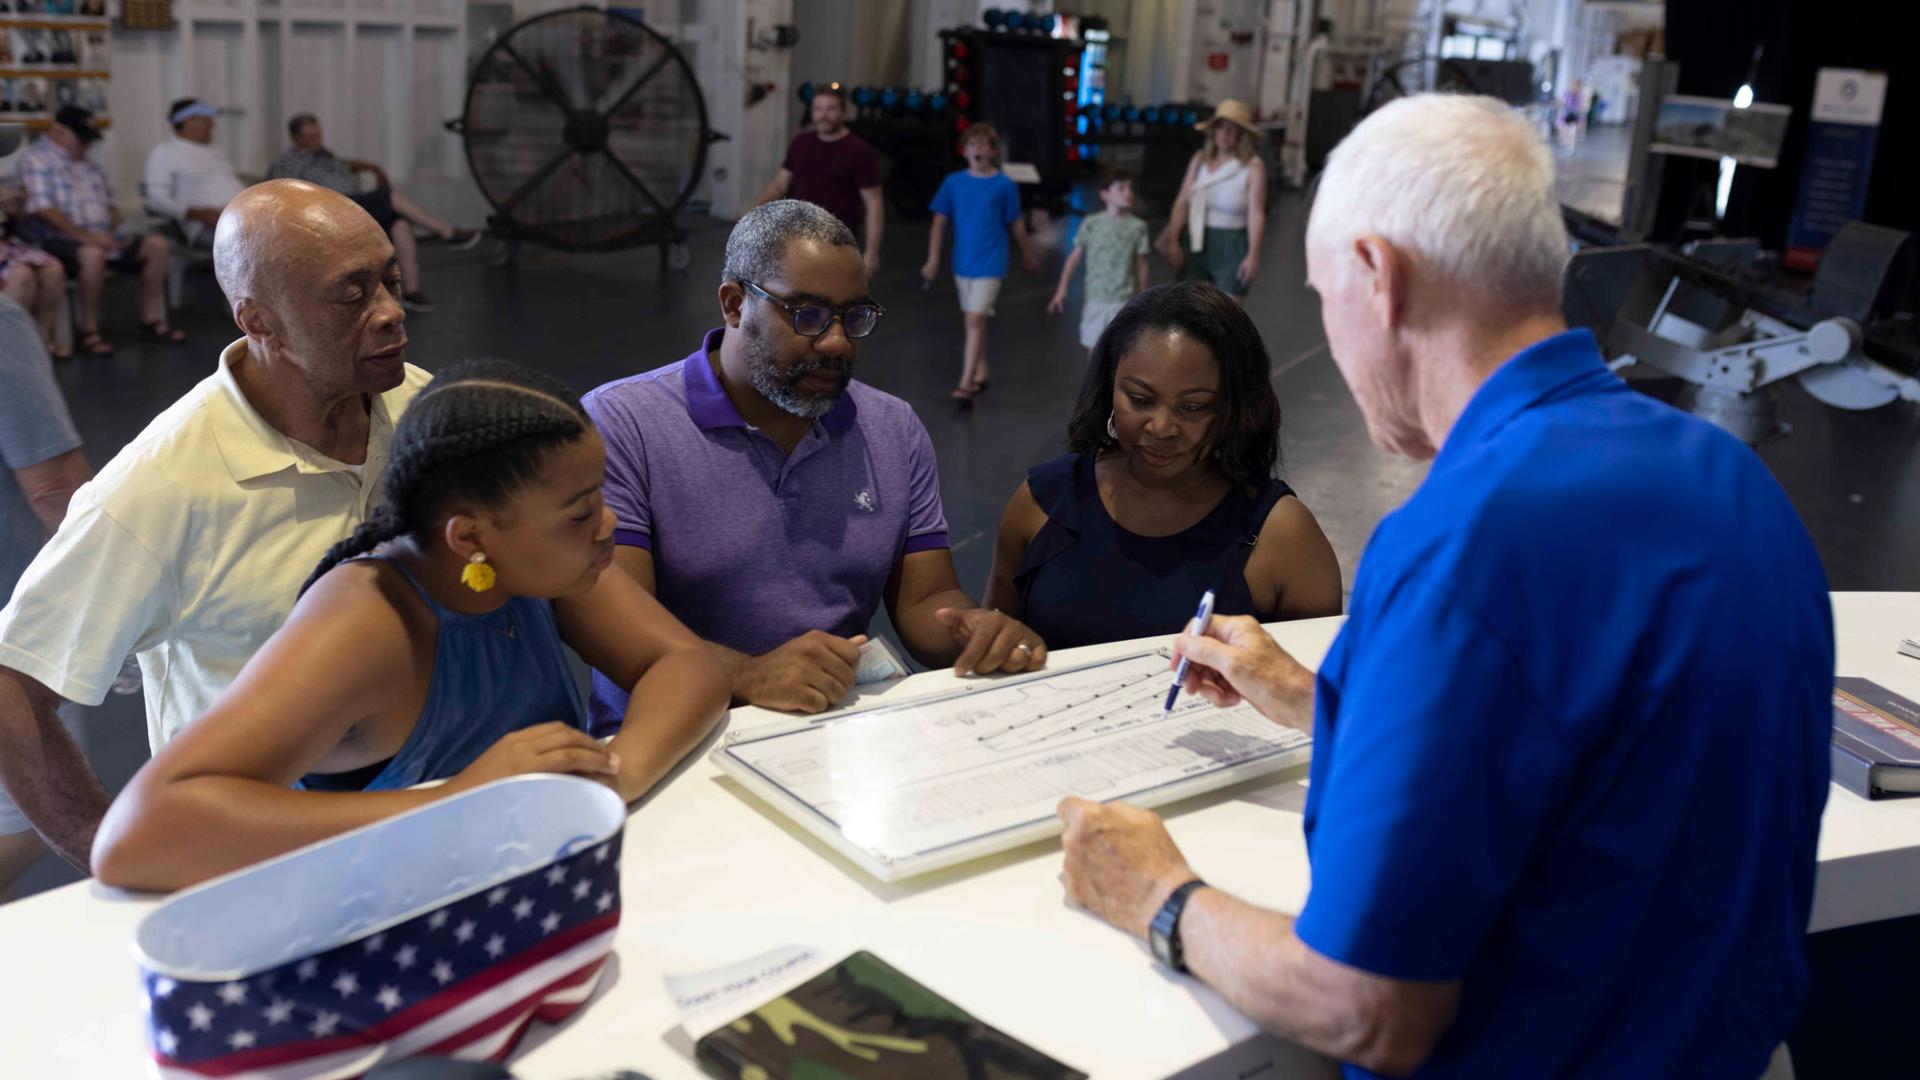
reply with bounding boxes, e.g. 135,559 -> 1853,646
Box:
1149,878 -> 1208,974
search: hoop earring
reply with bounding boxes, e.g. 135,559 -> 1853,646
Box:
1105,412 -> 1119,442
461,551 -> 497,593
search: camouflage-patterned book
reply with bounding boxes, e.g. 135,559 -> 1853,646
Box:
693,950 -> 1088,1080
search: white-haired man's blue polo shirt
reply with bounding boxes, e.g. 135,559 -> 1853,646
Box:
1298,329 -> 1833,1078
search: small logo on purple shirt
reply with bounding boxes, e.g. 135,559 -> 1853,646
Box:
854,489 -> 876,513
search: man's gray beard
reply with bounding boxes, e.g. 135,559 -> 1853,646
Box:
744,325 -> 850,420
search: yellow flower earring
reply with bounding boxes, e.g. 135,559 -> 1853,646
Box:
461,551 -> 497,593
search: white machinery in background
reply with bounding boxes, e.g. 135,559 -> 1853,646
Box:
1567,225 -> 1920,444
1267,0 -> 1421,186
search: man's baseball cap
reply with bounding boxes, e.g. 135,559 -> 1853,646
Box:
55,105 -> 104,144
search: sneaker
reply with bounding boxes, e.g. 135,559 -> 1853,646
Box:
446,228 -> 483,251
402,292 -> 434,312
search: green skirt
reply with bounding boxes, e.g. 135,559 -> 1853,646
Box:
1178,226 -> 1250,296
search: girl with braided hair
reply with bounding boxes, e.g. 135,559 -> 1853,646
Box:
93,361 -> 729,891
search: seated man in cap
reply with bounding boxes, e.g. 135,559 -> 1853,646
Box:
18,105 -> 183,354
1,121 -> 71,359
142,98 -> 248,250
268,112 -> 478,313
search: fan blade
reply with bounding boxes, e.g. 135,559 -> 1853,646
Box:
599,148 -> 669,216
600,50 -> 675,118
499,148 -> 577,216
498,38 -> 576,115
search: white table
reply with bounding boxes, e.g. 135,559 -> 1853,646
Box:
4,593 -> 1917,1078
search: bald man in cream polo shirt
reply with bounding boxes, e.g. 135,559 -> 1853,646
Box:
0,180 -> 429,876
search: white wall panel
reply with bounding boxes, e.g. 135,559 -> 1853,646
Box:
257,22 -> 283,169
95,1 -> 473,214
285,21 -> 351,158
410,27 -> 463,180
190,22 -> 250,166
351,24 -> 402,166
103,28 -> 175,204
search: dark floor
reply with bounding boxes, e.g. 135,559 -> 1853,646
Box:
14,191 -> 1920,908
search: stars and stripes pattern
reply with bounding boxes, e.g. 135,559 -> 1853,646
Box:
141,831 -> 623,1078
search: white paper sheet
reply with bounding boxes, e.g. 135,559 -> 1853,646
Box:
662,944 -> 836,1038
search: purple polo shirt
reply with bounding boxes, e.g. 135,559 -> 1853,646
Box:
582,328 -> 951,735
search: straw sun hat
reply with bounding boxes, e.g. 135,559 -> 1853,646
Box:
1195,99 -> 1263,140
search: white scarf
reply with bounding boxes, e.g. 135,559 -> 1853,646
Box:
1188,156 -> 1247,250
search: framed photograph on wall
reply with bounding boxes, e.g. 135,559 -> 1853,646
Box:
0,2 -> 110,130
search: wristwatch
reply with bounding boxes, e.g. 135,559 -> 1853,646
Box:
1148,878 -> 1208,974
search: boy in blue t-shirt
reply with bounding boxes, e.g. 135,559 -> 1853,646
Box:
921,124 -> 1039,404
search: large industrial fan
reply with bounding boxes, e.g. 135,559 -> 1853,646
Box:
449,5 -> 722,269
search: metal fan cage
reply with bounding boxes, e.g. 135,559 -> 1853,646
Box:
456,5 -> 715,257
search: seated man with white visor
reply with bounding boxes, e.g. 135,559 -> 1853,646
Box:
142,98 -> 247,249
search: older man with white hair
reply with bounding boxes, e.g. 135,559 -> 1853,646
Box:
1056,95 -> 1831,1079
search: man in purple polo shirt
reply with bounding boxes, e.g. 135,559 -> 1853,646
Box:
583,199 -> 1046,720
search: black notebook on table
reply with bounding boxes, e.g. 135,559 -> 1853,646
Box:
1832,678 -> 1920,799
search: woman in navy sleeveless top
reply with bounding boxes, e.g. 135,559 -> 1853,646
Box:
987,283 -> 1342,648
94,361 -> 728,892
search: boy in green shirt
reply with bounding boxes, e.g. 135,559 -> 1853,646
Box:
1047,166 -> 1149,352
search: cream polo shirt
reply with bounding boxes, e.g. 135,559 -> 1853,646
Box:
0,339 -> 429,751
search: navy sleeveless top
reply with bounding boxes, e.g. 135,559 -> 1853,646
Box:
1013,452 -> 1293,650
302,556 -> 588,792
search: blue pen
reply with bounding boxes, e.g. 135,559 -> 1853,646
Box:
1162,589 -> 1216,719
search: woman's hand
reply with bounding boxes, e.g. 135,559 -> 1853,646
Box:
1237,251 -> 1260,286
936,608 -> 1047,676
450,723 -> 620,793
1157,231 -> 1186,270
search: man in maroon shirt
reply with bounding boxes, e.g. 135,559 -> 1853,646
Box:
757,87 -> 883,276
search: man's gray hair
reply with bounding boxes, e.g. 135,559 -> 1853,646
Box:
1307,93 -> 1570,310
722,199 -> 857,285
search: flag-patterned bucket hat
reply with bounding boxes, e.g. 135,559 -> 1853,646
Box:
132,776 -> 626,1078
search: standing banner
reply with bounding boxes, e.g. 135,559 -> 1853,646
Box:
1784,68 -> 1888,270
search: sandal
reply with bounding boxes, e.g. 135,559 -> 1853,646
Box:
139,322 -> 188,345
77,330 -> 113,356
46,338 -> 72,361
969,377 -> 991,394
950,385 -> 977,407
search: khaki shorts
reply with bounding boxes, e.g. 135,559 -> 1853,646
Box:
1079,298 -> 1127,349
954,275 -> 1003,316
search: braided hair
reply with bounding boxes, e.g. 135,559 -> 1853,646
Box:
301,359 -> 592,596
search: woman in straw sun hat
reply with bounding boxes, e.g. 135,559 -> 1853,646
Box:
1156,99 -> 1267,298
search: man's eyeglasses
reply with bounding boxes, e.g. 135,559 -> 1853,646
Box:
739,280 -> 885,339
